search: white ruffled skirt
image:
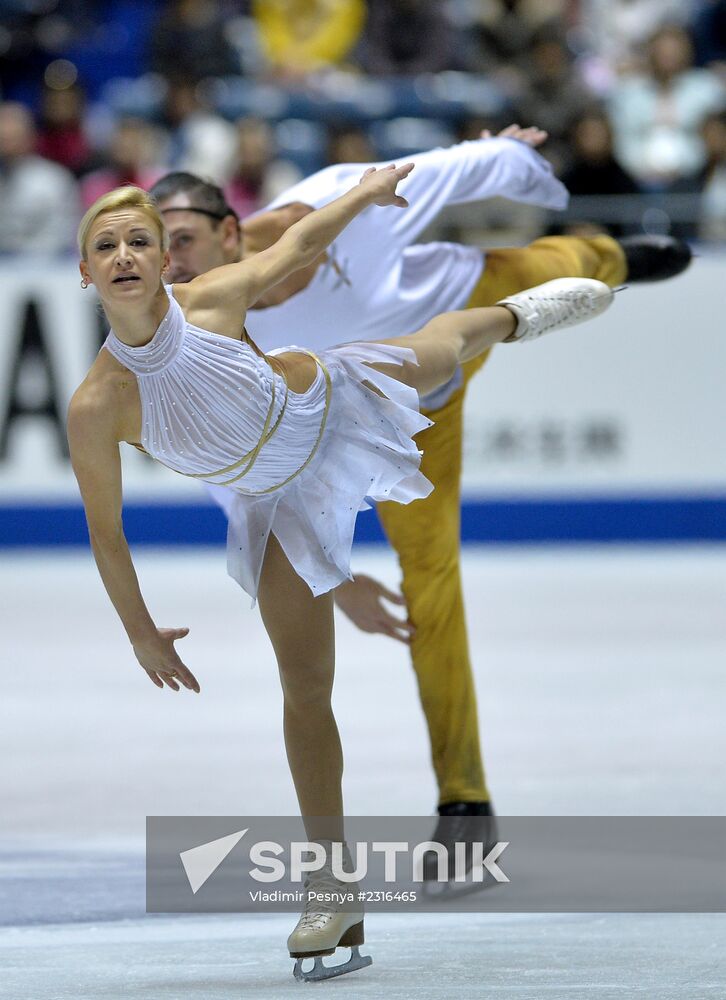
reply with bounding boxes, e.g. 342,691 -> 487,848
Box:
206,342 -> 433,602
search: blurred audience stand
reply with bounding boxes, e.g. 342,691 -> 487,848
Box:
4,0 -> 726,253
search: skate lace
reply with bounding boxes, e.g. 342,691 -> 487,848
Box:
534,288 -> 593,331
299,869 -> 353,931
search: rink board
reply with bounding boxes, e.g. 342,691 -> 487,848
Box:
0,255 -> 724,545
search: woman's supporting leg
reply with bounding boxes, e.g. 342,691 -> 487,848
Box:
257,531 -> 344,844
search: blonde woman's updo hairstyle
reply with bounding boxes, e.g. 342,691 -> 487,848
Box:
77,186 -> 169,259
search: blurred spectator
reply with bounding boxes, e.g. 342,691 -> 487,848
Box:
326,123 -> 376,165
562,111 -> 639,196
699,111 -> 726,237
560,110 -> 640,235
608,25 -> 726,190
161,80 -> 237,182
149,0 -> 240,84
0,102 -> 79,254
253,0 -> 366,78
357,0 -> 454,77
225,118 -> 301,218
578,0 -> 697,82
512,28 -> 593,173
80,118 -> 163,208
36,84 -> 94,177
464,0 -> 566,83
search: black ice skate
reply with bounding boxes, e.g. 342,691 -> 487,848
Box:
618,235 -> 692,282
422,800 -> 499,897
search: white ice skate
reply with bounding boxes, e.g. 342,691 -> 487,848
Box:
288,860 -> 372,983
498,277 -> 615,343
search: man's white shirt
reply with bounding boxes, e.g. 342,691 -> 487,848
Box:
245,137 -> 569,367
208,138 -> 568,516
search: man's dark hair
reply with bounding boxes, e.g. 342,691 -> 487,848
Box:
149,172 -> 239,223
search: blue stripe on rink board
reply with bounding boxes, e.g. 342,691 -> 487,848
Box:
2,496 -> 726,546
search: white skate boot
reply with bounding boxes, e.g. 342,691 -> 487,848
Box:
497,277 -> 615,343
287,850 -> 372,983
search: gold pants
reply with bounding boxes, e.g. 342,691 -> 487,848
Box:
376,235 -> 627,805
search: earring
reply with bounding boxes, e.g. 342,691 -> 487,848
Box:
80,278 -> 88,289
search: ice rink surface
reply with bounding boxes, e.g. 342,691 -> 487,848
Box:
2,544 -> 726,998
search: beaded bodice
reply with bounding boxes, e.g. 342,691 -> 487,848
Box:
103,288 -> 329,493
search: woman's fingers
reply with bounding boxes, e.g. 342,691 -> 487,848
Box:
175,665 -> 201,693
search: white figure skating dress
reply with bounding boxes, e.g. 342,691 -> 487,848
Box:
103,288 -> 433,600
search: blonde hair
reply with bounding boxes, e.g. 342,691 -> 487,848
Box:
77,185 -> 169,259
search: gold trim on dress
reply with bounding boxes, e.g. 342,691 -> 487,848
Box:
185,372 -> 289,481
237,351 -> 332,494
153,350 -> 332,493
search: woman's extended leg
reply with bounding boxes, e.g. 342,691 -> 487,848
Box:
368,278 -> 613,398
257,531 -> 343,844
373,306 -> 517,398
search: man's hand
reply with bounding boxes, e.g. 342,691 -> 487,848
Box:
334,575 -> 415,645
358,163 -> 415,208
132,627 -> 200,692
480,124 -> 549,148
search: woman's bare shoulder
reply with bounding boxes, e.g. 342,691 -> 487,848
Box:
69,354 -> 138,438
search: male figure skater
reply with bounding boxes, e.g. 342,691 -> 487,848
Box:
150,126 -> 690,854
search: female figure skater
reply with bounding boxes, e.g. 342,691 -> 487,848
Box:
69,166 -> 612,982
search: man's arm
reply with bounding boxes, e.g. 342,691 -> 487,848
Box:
185,163 -> 413,314
262,127 -> 569,254
241,202 -> 327,309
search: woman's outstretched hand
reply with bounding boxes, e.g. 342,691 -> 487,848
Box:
358,163 -> 415,207
132,627 -> 200,693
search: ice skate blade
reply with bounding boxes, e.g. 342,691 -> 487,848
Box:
292,946 -> 373,983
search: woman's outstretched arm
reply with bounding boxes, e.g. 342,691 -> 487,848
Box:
67,385 -> 200,693
183,163 -> 414,316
